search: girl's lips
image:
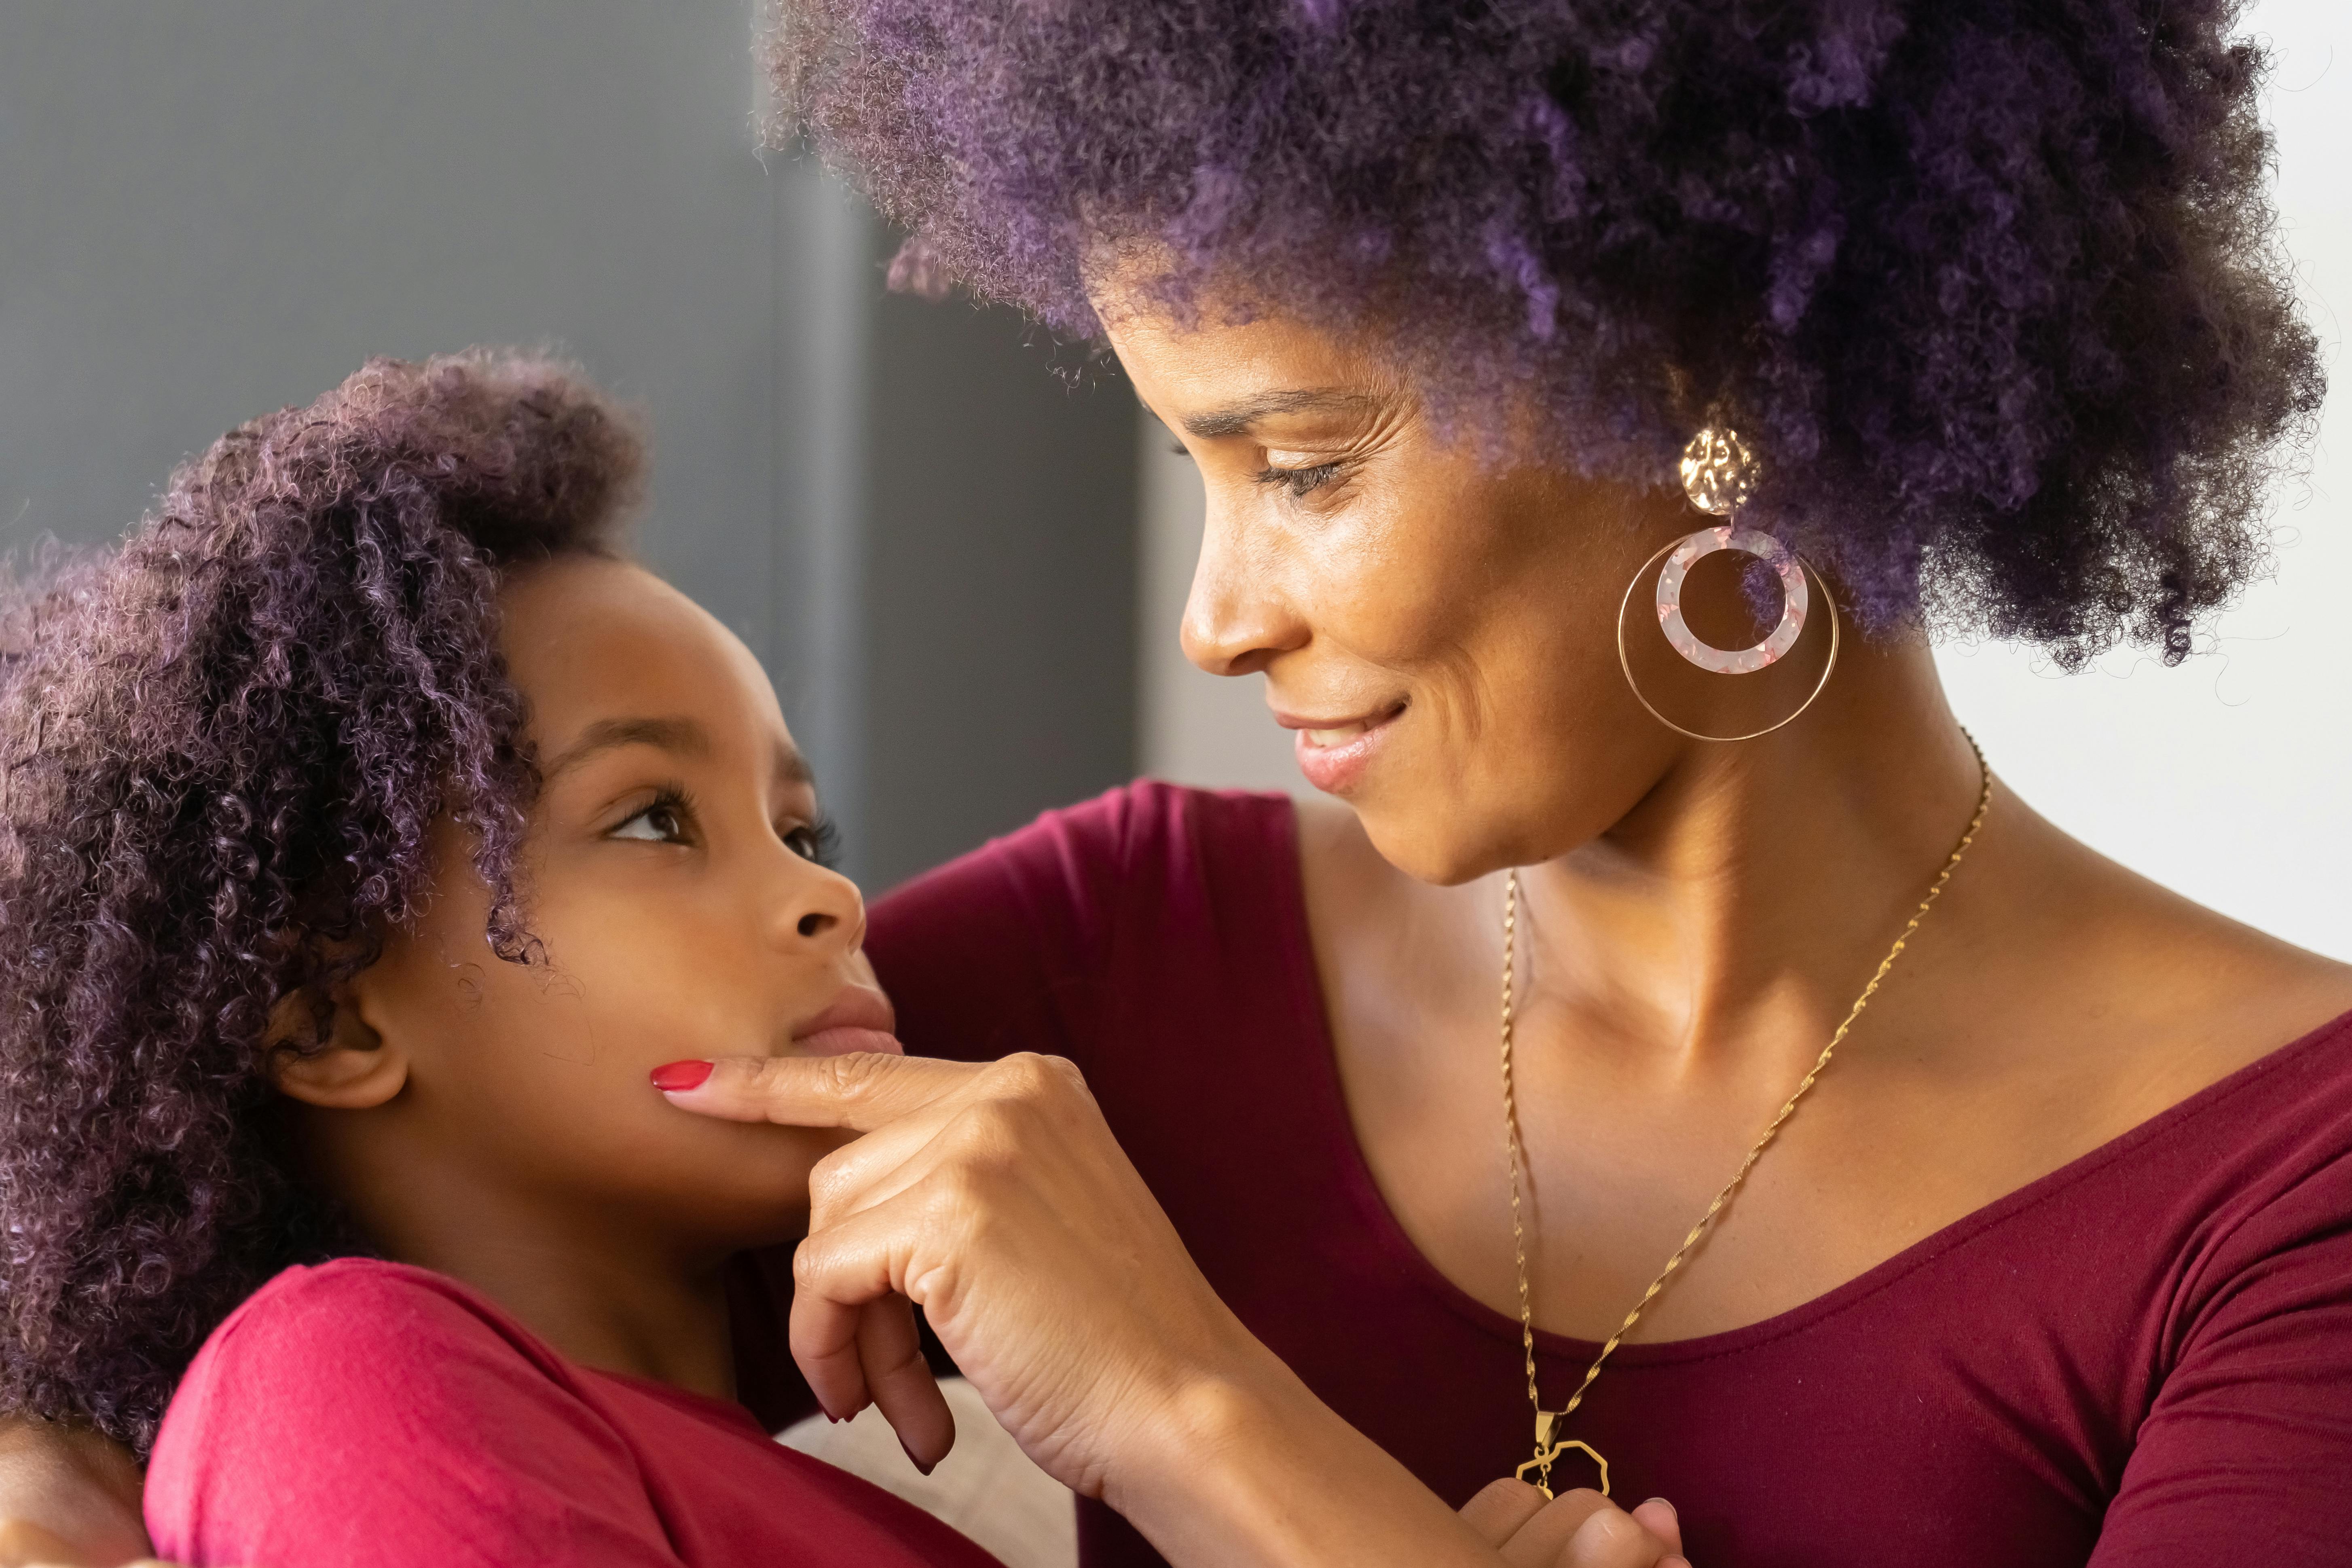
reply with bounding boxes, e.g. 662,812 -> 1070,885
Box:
1286,705 -> 1404,795
794,1026 -> 905,1058
789,984 -> 903,1057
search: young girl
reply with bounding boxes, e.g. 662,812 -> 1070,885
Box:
0,351 -> 997,1566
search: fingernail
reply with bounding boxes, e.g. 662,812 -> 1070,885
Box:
899,1436 -> 936,1477
651,1060 -> 714,1092
1642,1497 -> 1677,1520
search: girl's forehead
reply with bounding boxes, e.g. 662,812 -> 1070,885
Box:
500,558 -> 791,760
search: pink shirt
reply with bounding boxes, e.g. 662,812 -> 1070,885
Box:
147,1259 -> 1006,1568
864,781 -> 2352,1568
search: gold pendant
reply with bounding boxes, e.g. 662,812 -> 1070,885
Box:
1516,1410 -> 1610,1500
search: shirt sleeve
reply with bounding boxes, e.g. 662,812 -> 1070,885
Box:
864,784 -> 1157,1075
2090,1139 -> 2352,1564
146,1264 -> 685,1568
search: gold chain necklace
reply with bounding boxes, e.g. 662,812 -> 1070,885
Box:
1500,733 -> 1992,1498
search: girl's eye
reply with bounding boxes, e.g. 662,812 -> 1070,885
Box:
783,817 -> 840,867
1254,461 -> 1344,499
610,800 -> 690,844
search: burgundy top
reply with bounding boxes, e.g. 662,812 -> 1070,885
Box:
148,1260 -> 1007,1568
864,781 -> 2352,1568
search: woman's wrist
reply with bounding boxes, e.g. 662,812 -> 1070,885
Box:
1104,1342 -> 1497,1568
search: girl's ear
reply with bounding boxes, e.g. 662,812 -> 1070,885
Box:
269,980 -> 410,1110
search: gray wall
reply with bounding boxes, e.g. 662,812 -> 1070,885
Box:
0,0 -> 1137,889
862,281 -> 1136,889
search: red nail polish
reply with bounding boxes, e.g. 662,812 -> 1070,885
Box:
650,1060 -> 714,1092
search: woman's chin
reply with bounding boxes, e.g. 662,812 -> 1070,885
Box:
1352,805 -> 1488,888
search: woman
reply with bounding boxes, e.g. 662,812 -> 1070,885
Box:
5,1 -> 2349,1564
0,352 -> 1674,1568
668,0 -> 2352,1564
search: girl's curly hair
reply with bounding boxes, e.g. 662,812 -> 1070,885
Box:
770,0 -> 2322,662
0,351 -> 642,1450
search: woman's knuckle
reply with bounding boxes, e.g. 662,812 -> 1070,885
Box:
966,1093 -> 1025,1140
819,1049 -> 893,1101
807,1157 -> 851,1210
990,1051 -> 1058,1097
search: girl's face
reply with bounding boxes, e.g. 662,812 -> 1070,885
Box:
293,556 -> 880,1256
1103,303 -> 1809,885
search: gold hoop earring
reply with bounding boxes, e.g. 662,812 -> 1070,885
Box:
1615,427 -> 1840,742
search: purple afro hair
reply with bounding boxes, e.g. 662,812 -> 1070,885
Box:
0,352 -> 641,1450
770,0 -> 2321,662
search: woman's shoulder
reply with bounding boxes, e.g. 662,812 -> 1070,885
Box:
979,778 -> 1300,884
868,782 -> 1309,1065
1978,802 -> 2352,1154
869,781 -> 1300,957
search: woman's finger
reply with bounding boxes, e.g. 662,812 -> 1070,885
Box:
1556,1495 -> 1681,1568
658,1052 -> 992,1131
802,1056 -> 1104,1238
801,1093 -> 977,1225
1628,1498 -> 1682,1558
1458,1479 -> 1549,1546
788,1194 -> 932,1423
1495,1488 -> 1612,1567
857,1295 -> 955,1473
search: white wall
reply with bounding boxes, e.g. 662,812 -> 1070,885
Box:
1136,0 -> 2352,960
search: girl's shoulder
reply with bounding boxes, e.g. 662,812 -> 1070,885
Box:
145,1260 -> 652,1566
169,1257 -> 573,1402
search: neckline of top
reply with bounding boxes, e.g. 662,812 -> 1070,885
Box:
1261,796 -> 2352,1369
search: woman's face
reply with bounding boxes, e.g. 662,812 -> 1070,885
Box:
300,557 -> 882,1255
1106,304 -> 1768,884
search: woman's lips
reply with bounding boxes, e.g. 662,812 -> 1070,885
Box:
1280,704 -> 1404,795
790,985 -> 905,1058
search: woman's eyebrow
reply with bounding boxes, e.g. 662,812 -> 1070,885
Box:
1179,388 -> 1374,440
542,716 -> 712,780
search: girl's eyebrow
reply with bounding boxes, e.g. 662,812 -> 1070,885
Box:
541,716 -> 816,790
543,716 -> 711,780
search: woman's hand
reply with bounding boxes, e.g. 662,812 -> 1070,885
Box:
663,1052 -> 1689,1568
1460,1481 -> 1689,1568
666,1051 -> 1258,1495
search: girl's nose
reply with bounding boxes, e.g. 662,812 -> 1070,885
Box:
774,858 -> 865,955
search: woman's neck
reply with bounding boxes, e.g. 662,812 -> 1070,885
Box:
301,1121 -> 741,1400
1515,631 -> 1990,1076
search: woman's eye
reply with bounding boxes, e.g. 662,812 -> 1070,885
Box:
1254,461 -> 1344,499
610,802 -> 689,844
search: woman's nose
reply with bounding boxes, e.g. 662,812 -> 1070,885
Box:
1179,506 -> 1308,677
